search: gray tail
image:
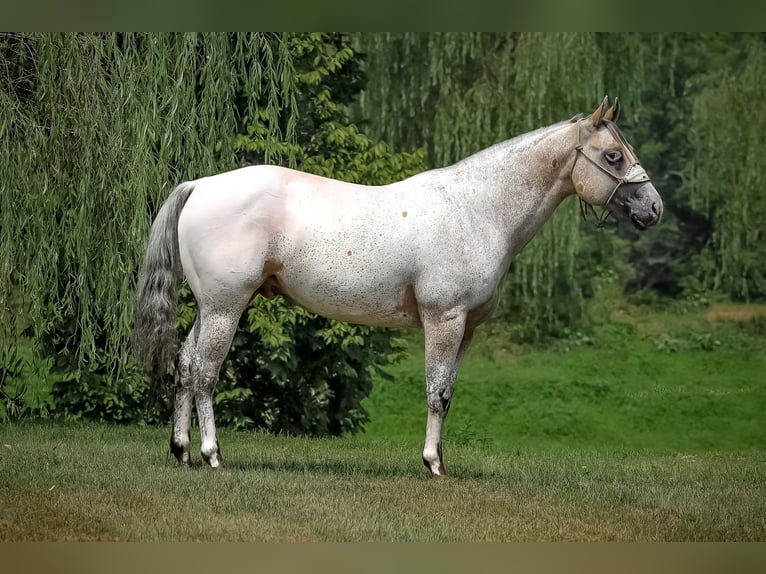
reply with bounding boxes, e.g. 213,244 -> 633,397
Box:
134,182 -> 196,385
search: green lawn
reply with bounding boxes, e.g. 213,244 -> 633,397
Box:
359,308 -> 766,453
1,422 -> 764,541
359,339 -> 765,453
2,304 -> 764,541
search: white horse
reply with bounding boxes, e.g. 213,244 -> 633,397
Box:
135,97 -> 662,477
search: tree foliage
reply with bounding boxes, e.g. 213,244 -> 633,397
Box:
685,36 -> 766,300
1,33 -> 423,433
353,33 -> 766,336
0,32 -> 296,367
2,32 -> 765,428
618,33 -> 743,298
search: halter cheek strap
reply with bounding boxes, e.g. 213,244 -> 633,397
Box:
573,119 -> 651,227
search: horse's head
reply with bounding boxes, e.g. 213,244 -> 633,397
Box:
571,97 -> 663,230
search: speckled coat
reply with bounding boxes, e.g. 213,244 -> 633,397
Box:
136,98 -> 663,476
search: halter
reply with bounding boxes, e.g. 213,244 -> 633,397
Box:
573,119 -> 651,227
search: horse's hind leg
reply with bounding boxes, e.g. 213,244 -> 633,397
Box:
193,301 -> 249,468
170,319 -> 199,465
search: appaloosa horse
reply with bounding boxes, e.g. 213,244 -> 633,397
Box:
135,97 -> 662,477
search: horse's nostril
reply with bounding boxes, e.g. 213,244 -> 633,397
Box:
651,202 -> 659,216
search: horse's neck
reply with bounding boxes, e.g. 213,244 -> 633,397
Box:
441,122 -> 577,254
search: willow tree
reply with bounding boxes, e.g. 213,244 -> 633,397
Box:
354,33 -> 649,337
686,36 -> 766,300
0,33 -> 297,388
1,33 -> 425,429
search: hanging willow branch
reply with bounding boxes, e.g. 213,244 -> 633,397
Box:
0,32 -> 298,366
688,37 -> 766,300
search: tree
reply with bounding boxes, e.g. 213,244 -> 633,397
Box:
1,33 -> 424,433
1,33 -> 300,420
614,33 -> 746,299
682,36 -> 766,300
0,32 -> 295,363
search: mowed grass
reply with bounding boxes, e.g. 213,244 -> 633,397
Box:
1,421 -> 765,541
2,304 -> 764,541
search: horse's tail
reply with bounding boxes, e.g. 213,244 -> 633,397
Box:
134,182 -> 196,385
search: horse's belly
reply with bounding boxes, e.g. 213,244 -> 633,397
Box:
300,300 -> 421,328
276,268 -> 421,329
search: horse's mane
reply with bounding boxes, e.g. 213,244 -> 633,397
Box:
449,117 -> 575,169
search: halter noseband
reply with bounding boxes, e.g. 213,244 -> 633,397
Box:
573,119 -> 651,227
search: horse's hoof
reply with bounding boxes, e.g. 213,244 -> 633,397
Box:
202,448 -> 223,469
203,453 -> 222,468
170,440 -> 191,466
423,455 -> 448,479
171,452 -> 191,467
425,462 -> 449,479
201,439 -> 223,468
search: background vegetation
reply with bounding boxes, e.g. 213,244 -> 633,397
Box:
1,33 -> 764,445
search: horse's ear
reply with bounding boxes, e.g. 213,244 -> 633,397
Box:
604,97 -> 620,123
590,96 -> 609,127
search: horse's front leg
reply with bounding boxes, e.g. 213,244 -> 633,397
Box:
421,308 -> 472,478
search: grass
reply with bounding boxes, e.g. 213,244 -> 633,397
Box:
1,421 -> 764,541
2,301 -> 764,541
359,303 -> 766,453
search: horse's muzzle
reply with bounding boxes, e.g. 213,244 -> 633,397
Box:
625,182 -> 663,230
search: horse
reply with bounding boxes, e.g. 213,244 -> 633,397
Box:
135,97 -> 663,477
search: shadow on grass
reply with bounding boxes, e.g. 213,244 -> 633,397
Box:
232,458 -> 423,478
153,426 -> 528,482
167,452 -> 516,483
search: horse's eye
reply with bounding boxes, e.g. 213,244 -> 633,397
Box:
605,150 -> 623,164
